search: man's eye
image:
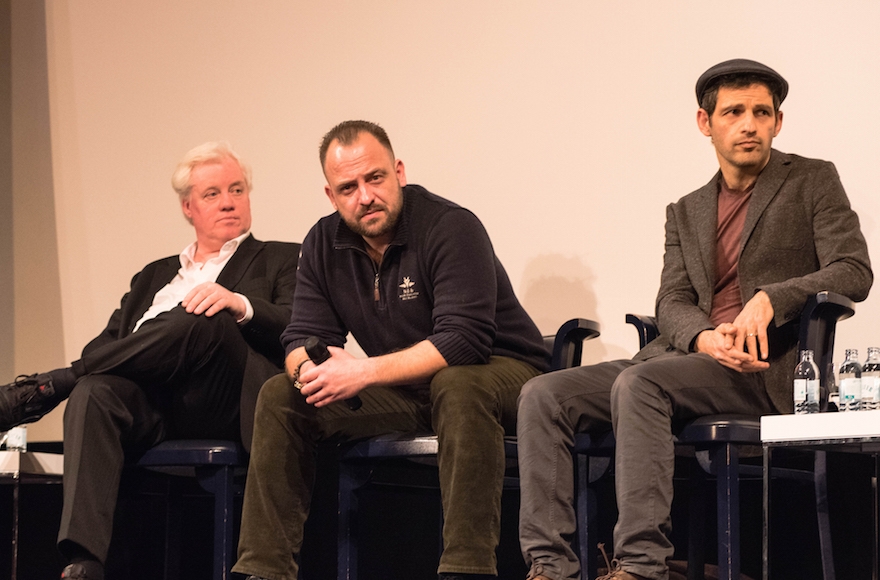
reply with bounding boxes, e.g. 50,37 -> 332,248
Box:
232,187 -> 244,195
205,191 -> 218,199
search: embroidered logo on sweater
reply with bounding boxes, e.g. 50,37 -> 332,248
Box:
398,276 -> 420,301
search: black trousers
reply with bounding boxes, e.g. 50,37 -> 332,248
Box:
57,306 -> 249,563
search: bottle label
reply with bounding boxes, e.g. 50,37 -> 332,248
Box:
793,379 -> 807,403
862,376 -> 879,401
840,377 -> 861,402
806,379 -> 819,403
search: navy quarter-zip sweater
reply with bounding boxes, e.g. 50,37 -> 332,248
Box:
281,185 -> 549,373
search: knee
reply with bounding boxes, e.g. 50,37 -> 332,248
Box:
255,373 -> 298,414
188,309 -> 240,343
430,365 -> 495,412
610,365 -> 664,414
517,374 -> 559,421
157,306 -> 241,353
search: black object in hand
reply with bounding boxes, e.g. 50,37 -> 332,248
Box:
303,337 -> 363,411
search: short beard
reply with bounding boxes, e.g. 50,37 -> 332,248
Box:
344,202 -> 402,240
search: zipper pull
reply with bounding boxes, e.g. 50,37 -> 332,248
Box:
374,272 -> 380,302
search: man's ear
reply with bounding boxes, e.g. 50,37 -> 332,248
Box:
773,110 -> 784,137
395,159 -> 407,187
697,108 -> 712,137
181,198 -> 192,220
324,185 -> 338,210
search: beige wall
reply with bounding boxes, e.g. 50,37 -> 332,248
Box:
11,0 -> 66,440
10,0 -> 880,440
1,0 -> 12,381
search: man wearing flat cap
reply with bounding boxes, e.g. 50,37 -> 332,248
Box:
516,59 -> 872,579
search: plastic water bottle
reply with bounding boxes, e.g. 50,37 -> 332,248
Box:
838,349 -> 862,412
5,425 -> 27,452
861,347 -> 880,411
824,361 -> 839,411
793,350 -> 820,414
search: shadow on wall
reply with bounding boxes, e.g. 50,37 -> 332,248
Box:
520,253 -> 630,366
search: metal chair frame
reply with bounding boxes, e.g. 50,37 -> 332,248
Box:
132,439 -> 246,580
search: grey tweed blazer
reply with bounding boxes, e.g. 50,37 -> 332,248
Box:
634,149 -> 872,413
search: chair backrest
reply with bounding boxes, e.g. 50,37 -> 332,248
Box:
547,318 -> 601,371
797,291 -> 855,385
625,313 -> 659,349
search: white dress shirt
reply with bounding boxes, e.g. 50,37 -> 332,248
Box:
132,231 -> 254,333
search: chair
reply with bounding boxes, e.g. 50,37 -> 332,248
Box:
131,439 -> 246,580
626,291 -> 854,580
573,426 -> 616,577
336,317 -> 602,580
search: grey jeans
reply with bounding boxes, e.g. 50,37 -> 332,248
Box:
517,352 -> 776,580
233,355 -> 541,580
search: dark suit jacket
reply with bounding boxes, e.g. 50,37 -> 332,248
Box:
635,150 -> 873,413
81,234 -> 300,450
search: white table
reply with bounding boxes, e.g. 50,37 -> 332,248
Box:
762,411 -> 880,580
0,451 -> 63,580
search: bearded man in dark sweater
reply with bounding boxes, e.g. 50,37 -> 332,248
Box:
233,120 -> 549,580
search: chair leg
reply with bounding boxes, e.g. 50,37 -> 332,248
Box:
874,454 -> 879,580
812,451 -> 836,580
196,465 -> 235,580
714,443 -> 740,580
762,446 -> 770,580
576,453 -> 598,578
687,463 -> 707,580
338,462 -> 372,580
164,477 -> 183,580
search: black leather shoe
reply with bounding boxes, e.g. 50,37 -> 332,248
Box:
60,564 -> 86,579
0,373 -> 58,431
60,562 -> 104,580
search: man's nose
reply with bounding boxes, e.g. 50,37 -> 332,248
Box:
741,112 -> 756,133
357,183 -> 374,205
219,190 -> 236,208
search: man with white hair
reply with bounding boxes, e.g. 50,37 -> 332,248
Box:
0,142 -> 299,580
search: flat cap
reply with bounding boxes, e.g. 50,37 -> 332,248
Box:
696,58 -> 788,105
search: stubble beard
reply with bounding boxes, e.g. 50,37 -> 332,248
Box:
345,202 -> 402,240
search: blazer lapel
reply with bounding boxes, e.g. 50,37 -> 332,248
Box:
741,149 -> 792,252
689,172 -> 721,295
121,257 -> 179,335
145,259 -> 180,297
217,234 -> 263,291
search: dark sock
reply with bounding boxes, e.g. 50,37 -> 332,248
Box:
46,367 -> 79,399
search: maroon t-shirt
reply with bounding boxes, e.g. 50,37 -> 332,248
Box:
709,179 -> 753,326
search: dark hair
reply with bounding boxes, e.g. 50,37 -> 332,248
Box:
699,73 -> 784,116
319,120 -> 394,169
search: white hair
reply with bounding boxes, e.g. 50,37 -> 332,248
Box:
171,141 -> 252,202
